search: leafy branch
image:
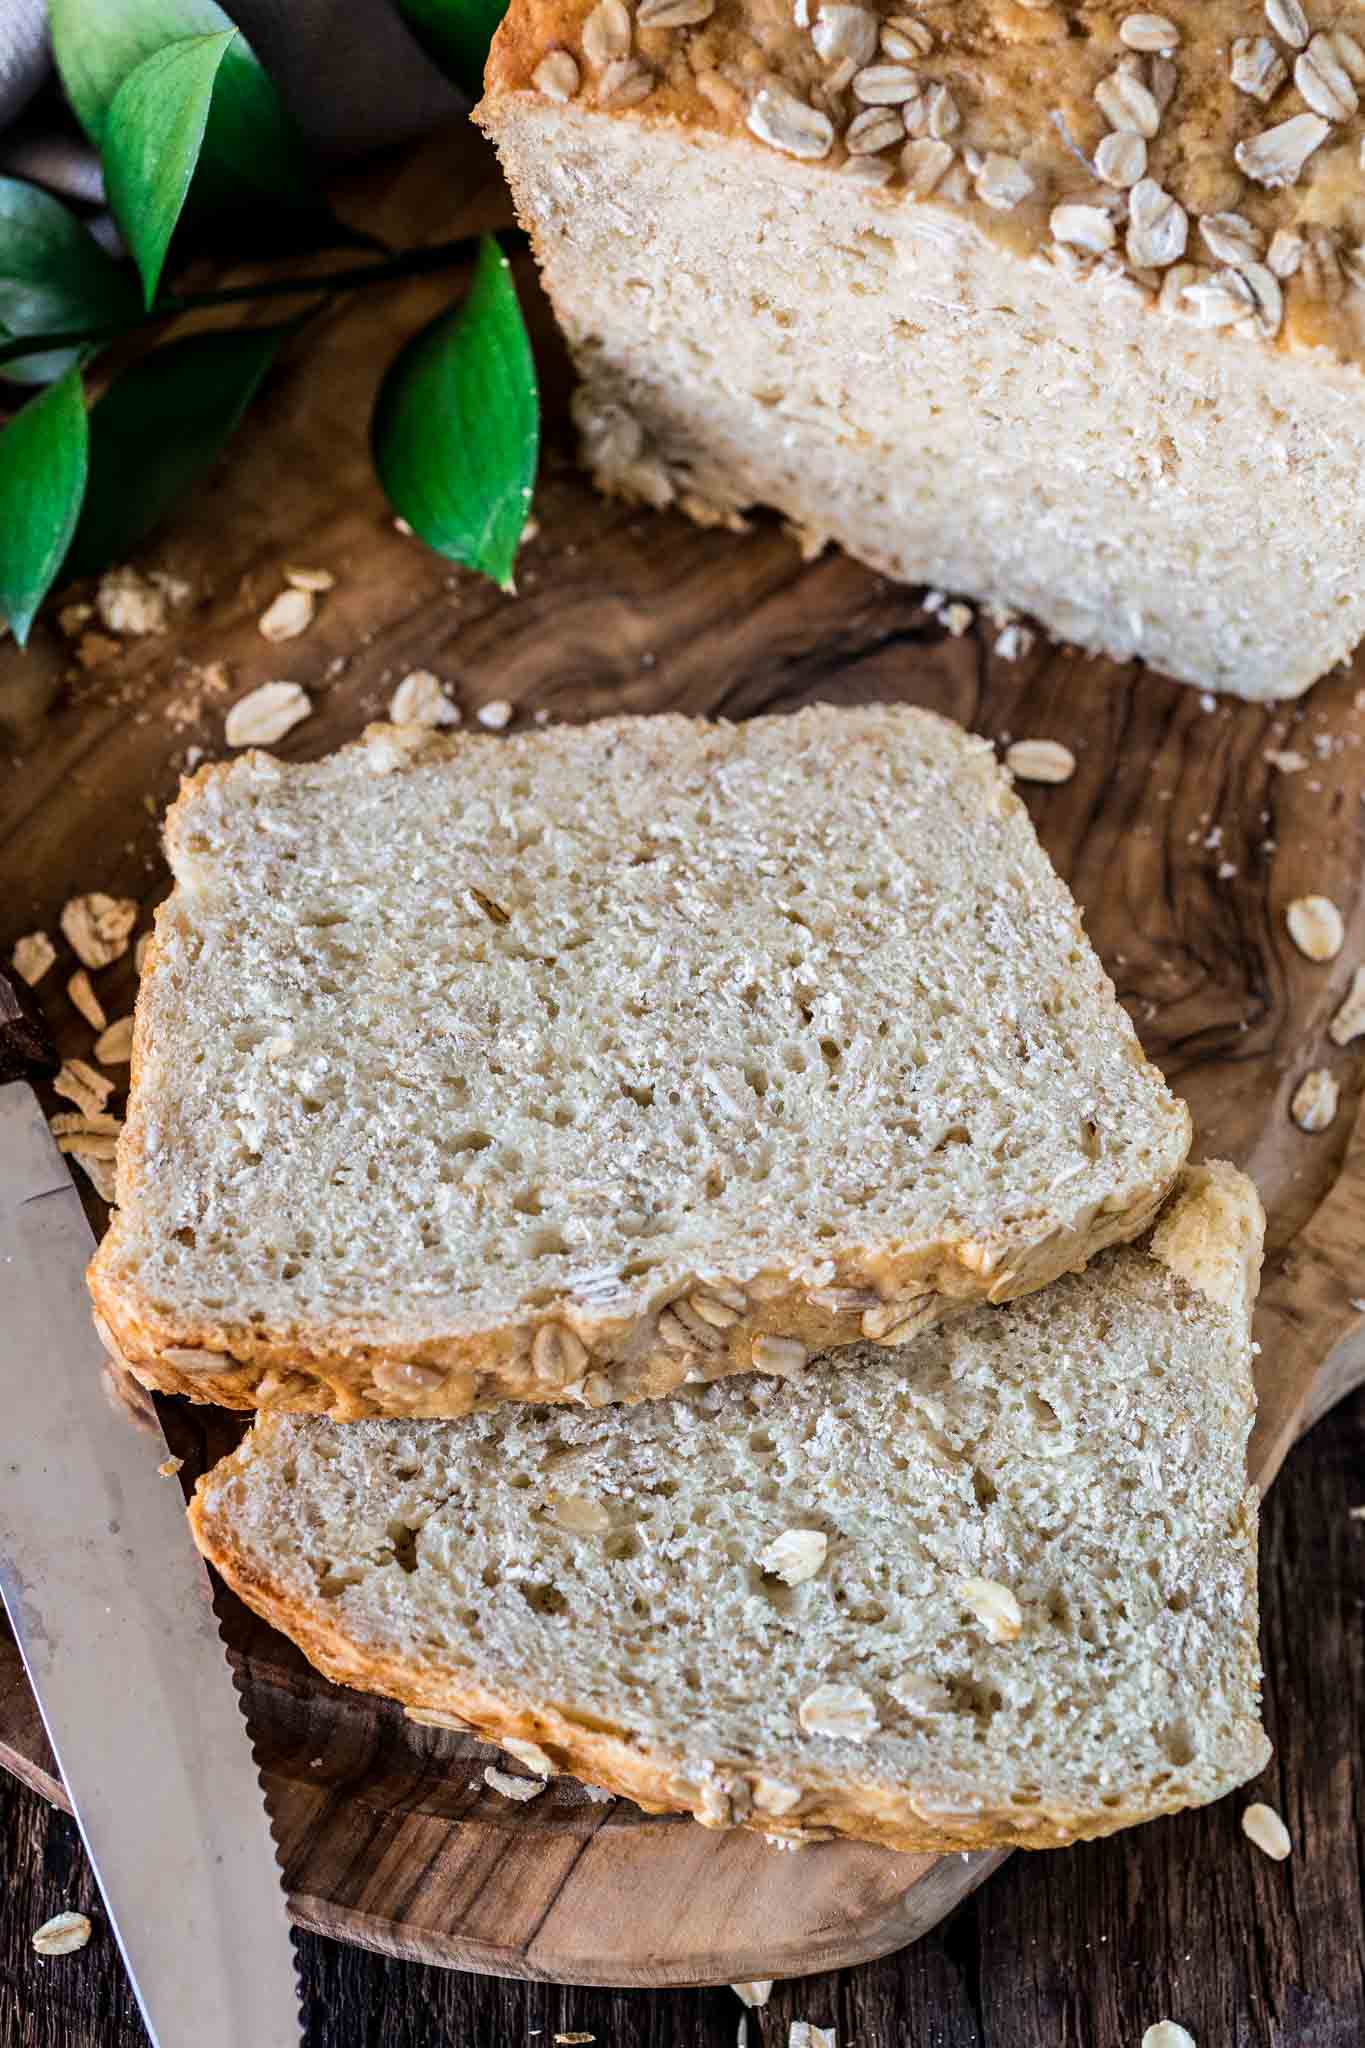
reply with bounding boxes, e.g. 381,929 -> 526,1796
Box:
0,0 -> 533,643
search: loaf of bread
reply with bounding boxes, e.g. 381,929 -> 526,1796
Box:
89,706 -> 1188,1418
478,0 -> 1365,699
190,1164 -> 1270,1852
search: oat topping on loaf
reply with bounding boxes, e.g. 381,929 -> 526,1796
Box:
482,0 -> 1365,364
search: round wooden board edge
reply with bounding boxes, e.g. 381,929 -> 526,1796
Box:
286,1849 -> 1010,1985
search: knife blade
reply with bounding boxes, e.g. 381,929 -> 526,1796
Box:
0,1078 -> 302,2048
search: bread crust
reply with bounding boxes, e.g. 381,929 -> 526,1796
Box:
88,710 -> 1190,1419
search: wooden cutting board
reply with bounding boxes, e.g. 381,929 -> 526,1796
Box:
4,123 -> 1365,1987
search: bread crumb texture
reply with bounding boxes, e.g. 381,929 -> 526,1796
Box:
91,707 -> 1189,1418
191,1168 -> 1269,1853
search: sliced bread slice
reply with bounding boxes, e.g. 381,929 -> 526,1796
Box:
91,705 -> 1189,1418
190,1165 -> 1268,1852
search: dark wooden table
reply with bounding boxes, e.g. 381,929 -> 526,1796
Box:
3,1384 -> 1361,2048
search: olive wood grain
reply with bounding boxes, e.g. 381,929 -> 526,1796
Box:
2,120 -> 1365,1986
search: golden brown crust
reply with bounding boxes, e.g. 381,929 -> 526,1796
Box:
189,1430 -> 1268,1852
90,1171 -> 1180,1419
478,0 -> 1365,366
1151,1158 -> 1266,1317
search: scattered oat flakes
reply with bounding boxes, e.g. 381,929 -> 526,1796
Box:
95,566 -> 174,637
747,84 -> 835,161
61,893 -> 137,970
390,669 -> 460,727
225,681 -> 311,749
405,1704 -> 475,1731
258,587 -> 315,642
1329,966 -> 1365,1045
732,1982 -> 774,2009
942,600 -> 974,636
994,622 -> 1034,661
164,658 -> 231,733
1263,748 -> 1307,773
798,1682 -> 879,1740
1348,1504 -> 1365,1520
751,1334 -> 808,1375
158,1456 -> 184,1478
1286,895 -> 1344,962
67,971 -> 106,1031
95,1016 -> 134,1065
11,931 -> 55,985
57,600 -> 92,637
67,1147 -> 116,1200
1120,12 -> 1178,51
961,1576 -> 1023,1642
476,698 -> 514,730
50,1110 -> 121,1143
1291,1067 -> 1338,1132
1242,1801 -> 1291,1859
789,2026 -> 837,2048
31,1912 -> 92,1957
483,1765 -> 545,1801
758,1528 -> 828,1585
579,1783 -> 614,1802
1006,739 -> 1076,785
284,565 -> 335,592
501,1736 -> 554,1775
1142,2029 -> 1195,2048
549,1491 -> 610,1533
534,48 -> 581,99
54,1060 -> 114,1117
75,631 -> 121,670
889,1672 -> 954,1714
553,2035 -> 596,2045
1236,110 -> 1329,187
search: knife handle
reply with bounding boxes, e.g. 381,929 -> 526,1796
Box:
0,964 -> 58,1084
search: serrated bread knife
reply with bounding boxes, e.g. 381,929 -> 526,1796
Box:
0,972 -> 301,2046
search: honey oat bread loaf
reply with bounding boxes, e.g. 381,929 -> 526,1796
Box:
478,0 -> 1365,699
190,1165 -> 1270,1852
89,705 -> 1190,1419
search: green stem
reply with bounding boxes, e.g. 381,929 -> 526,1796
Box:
0,233 -> 507,371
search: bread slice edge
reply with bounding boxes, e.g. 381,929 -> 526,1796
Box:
188,1162 -> 1269,1853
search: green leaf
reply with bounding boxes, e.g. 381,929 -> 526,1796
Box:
191,35 -> 327,224
372,236 -> 537,592
392,0 -> 508,99
64,322 -> 292,580
0,366 -> 89,643
103,34 -> 236,306
0,175 -> 140,383
48,0 -> 234,144
50,0 -> 334,257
